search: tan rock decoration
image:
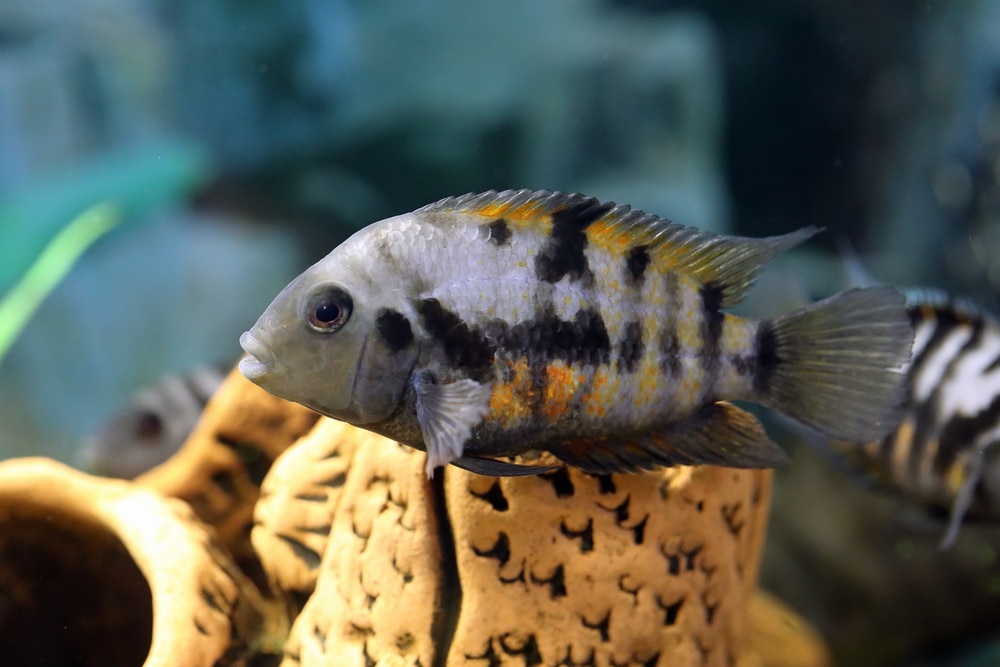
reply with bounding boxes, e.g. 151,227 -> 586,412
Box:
743,590 -> 831,667
253,418 -> 362,597
261,417 -> 775,667
137,365 -> 320,563
447,464 -> 770,666
280,437 -> 446,667
0,458 -> 284,667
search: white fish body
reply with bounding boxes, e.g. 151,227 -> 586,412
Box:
239,190 -> 914,477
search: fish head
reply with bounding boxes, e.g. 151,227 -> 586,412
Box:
79,399 -> 179,479
239,246 -> 419,425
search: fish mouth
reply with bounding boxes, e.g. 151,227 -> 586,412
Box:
239,331 -> 275,379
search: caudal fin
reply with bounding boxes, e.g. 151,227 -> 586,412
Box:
756,286 -> 913,442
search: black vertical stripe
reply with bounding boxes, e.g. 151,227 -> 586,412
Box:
658,273 -> 682,377
984,350 -> 1000,373
625,245 -> 651,286
909,319 -> 981,480
910,309 -> 970,373
375,308 -> 415,352
698,281 -> 725,397
753,322 -> 779,395
616,321 -> 644,373
935,395 -> 1000,477
924,320 -> 986,476
534,198 -> 613,284
483,218 -> 511,245
416,299 -> 495,381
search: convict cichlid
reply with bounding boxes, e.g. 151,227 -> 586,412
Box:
822,289 -> 1000,548
79,363 -> 229,478
239,189 -> 914,477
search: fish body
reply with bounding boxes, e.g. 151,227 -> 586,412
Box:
829,290 -> 1000,546
239,190 -> 913,477
79,364 -> 228,478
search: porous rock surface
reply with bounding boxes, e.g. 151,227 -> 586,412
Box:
254,419 -> 781,667
0,458 -> 278,667
137,365 -> 320,562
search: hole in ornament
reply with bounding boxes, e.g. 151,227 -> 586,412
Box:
0,516 -> 153,666
471,480 -> 509,512
656,595 -> 685,626
472,532 -> 511,566
542,468 -> 574,497
210,469 -> 239,496
218,437 -> 272,487
596,474 -> 616,494
630,516 -> 647,545
464,640 -> 501,666
276,534 -> 322,569
530,564 -> 567,599
559,518 -> 594,553
499,633 -> 542,665
581,610 -> 611,641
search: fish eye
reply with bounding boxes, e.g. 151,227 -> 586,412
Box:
136,411 -> 163,440
304,285 -> 353,333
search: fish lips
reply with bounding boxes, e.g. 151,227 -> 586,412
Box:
238,329 -> 362,420
239,331 -> 276,380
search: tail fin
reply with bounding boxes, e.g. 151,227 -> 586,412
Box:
756,286 -> 913,442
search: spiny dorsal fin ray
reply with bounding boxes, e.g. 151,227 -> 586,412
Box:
418,189 -> 820,308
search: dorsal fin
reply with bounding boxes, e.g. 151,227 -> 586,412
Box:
901,287 -> 996,325
417,189 -> 819,308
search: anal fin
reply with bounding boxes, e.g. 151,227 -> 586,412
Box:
549,402 -> 788,475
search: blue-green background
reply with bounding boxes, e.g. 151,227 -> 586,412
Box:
1,1 -> 999,664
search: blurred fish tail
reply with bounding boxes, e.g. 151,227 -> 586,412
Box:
755,286 -> 913,442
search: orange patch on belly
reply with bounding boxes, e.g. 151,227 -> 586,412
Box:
582,368 -> 619,419
633,361 -> 662,411
541,362 -> 587,422
489,358 -> 534,428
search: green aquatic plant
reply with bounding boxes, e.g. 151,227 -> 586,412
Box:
0,202 -> 121,366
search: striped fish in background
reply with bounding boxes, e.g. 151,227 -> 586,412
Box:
829,290 -> 1000,548
78,364 -> 229,478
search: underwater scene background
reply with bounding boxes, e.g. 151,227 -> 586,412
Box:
1,0 -> 999,664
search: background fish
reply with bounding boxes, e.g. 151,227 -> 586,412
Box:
78,363 -> 228,478
824,290 -> 1000,547
239,189 -> 914,477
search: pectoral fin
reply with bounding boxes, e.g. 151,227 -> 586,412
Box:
414,375 -> 493,477
939,431 -> 1000,549
548,402 -> 789,474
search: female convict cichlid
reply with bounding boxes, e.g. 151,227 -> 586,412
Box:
239,190 -> 914,477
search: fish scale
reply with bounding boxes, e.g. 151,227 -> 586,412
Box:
239,189 -> 913,477
416,217 -> 756,432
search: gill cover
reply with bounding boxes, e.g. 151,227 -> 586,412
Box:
242,247 -> 418,425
